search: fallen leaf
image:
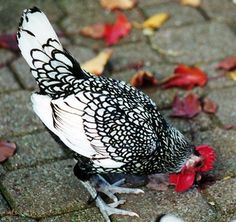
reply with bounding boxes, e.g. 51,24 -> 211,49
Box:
104,13 -> 131,45
143,13 -> 169,29
162,64 -> 208,90
146,174 -> 169,191
80,23 -> 105,39
130,70 -> 158,88
132,13 -> 169,31
223,124 -> 234,130
208,201 -> 215,206
81,49 -> 113,76
0,33 -> 18,52
223,176 -> 231,180
203,97 -> 218,114
171,93 -> 201,118
0,140 -> 16,162
228,71 -> 236,81
100,0 -> 136,10
217,56 -> 236,71
180,0 -> 201,7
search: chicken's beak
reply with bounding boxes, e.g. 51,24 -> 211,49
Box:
185,155 -> 203,170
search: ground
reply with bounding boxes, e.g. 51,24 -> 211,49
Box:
0,0 -> 236,221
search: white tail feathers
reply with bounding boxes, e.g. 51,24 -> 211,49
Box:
17,7 -> 89,97
17,7 -> 63,68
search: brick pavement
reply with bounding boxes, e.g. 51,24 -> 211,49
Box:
0,0 -> 235,221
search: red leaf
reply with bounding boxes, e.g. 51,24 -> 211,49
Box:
171,93 -> 201,118
217,56 -> 236,71
195,145 -> 216,172
130,70 -> 158,88
162,64 -> 208,89
203,97 -> 218,114
0,33 -> 18,52
104,13 -> 131,45
0,140 -> 16,162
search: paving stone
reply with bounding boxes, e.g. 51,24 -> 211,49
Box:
112,62 -> 176,82
0,67 -> 20,93
220,212 -> 236,222
194,128 -> 236,178
0,50 -> 14,65
0,91 -> 44,137
208,87 -> 236,125
11,57 -> 36,90
0,165 -> 6,177
165,111 -> 214,136
0,0 -> 63,33
205,178 -> 236,214
202,0 -> 236,23
111,42 -> 162,72
138,0 -> 175,7
0,216 -> 37,222
39,208 -> 104,222
114,188 -> 216,222
0,193 -> 9,215
199,61 -> 236,90
142,1 -> 204,28
66,45 -> 95,64
1,159 -> 89,218
4,131 -> 68,170
150,22 -> 236,64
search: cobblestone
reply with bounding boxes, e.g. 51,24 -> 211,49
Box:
0,216 -> 37,222
0,91 -> 44,137
1,159 -> 89,218
142,1 -> 204,28
150,22 -> 236,64
115,188 -> 216,222
4,131 -> 68,171
0,67 -> 20,93
208,87 -> 236,126
205,178 -> 236,215
0,1 -> 235,222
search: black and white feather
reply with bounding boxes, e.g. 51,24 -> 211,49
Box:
17,7 -> 193,177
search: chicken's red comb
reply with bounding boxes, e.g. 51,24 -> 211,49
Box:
169,144 -> 216,192
195,145 -> 216,172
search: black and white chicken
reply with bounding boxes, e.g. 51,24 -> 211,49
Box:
17,7 -> 203,222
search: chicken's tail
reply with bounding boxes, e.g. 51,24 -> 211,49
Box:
17,7 -> 89,97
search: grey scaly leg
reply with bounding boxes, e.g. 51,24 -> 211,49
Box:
80,175 -> 144,222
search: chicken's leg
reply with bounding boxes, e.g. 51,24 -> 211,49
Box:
80,175 -> 144,222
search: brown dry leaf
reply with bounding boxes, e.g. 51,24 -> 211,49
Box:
180,0 -> 201,7
203,97 -> 218,114
100,0 -> 136,10
0,140 -> 16,162
81,49 -> 113,76
223,124 -> 234,130
80,23 -> 105,39
228,71 -> 236,81
130,70 -> 158,88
